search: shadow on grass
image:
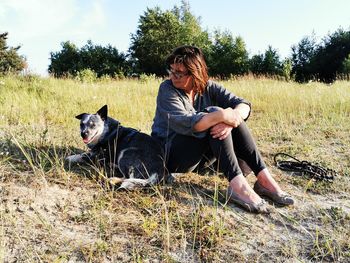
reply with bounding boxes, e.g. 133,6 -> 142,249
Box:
0,137 -> 236,210
0,137 -> 96,179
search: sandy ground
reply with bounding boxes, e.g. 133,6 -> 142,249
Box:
1,170 -> 349,262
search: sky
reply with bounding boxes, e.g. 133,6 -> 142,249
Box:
1,0 -> 349,76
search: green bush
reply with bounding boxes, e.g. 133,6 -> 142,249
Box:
114,70 -> 126,80
139,73 -> 157,84
76,69 -> 97,83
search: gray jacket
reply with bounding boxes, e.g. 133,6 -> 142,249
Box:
151,79 -> 251,145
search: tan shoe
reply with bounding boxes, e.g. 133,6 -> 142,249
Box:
254,182 -> 294,206
227,186 -> 269,214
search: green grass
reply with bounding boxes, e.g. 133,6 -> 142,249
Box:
0,74 -> 349,262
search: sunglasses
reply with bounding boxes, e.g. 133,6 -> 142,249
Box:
166,68 -> 189,79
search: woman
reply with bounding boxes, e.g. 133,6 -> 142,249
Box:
151,45 -> 294,213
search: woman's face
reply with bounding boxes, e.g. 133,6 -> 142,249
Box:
168,63 -> 193,93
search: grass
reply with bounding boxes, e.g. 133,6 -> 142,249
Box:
0,74 -> 349,262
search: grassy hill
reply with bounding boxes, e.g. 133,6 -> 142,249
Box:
0,75 -> 349,262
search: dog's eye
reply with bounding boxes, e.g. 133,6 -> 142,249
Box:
90,123 -> 95,128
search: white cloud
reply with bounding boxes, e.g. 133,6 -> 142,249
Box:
0,0 -> 108,75
81,0 -> 106,30
62,0 -> 107,43
0,0 -> 78,39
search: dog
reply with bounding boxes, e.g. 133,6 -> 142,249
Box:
66,105 -> 170,190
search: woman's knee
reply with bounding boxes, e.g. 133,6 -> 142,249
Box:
233,121 -> 253,136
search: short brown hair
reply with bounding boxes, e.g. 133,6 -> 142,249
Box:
166,45 -> 209,94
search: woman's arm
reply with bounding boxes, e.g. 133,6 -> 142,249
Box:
232,103 -> 250,120
209,81 -> 252,121
193,109 -> 225,132
155,81 -> 208,137
193,103 -> 250,132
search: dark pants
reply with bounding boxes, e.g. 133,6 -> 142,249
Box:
166,122 -> 266,182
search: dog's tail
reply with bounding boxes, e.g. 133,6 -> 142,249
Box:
109,173 -> 158,190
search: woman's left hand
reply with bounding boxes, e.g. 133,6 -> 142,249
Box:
210,123 -> 233,140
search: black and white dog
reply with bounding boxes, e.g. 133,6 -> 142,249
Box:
66,105 -> 170,190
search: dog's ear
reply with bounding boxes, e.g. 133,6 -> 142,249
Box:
75,113 -> 87,120
97,105 -> 108,120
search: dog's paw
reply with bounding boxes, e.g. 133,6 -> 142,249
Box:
65,154 -> 84,163
108,177 -> 124,185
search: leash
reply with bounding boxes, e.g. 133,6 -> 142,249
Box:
274,152 -> 338,182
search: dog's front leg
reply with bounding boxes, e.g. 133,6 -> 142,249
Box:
65,152 -> 93,164
65,153 -> 85,163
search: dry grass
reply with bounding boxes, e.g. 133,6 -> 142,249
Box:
0,75 -> 349,262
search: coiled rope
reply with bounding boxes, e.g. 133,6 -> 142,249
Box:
274,152 -> 338,182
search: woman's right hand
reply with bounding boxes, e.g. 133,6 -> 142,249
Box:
210,122 -> 233,140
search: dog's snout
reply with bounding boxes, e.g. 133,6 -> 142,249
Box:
81,131 -> 88,138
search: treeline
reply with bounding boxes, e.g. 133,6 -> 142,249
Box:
2,2 -> 350,83
48,3 -> 293,80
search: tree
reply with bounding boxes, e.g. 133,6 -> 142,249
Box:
311,29 -> 350,83
0,32 -> 26,74
48,41 -> 80,77
209,30 -> 249,78
249,46 -> 282,76
129,1 -> 210,76
291,34 -> 317,82
129,7 -> 181,75
263,46 -> 282,76
48,41 -> 129,78
249,54 -> 264,75
79,40 -> 129,77
173,1 -> 211,55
